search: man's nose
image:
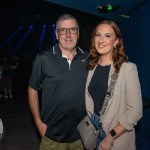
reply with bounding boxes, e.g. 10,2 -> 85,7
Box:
66,29 -> 71,37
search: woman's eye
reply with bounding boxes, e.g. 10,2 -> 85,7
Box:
95,33 -> 100,37
105,34 -> 111,38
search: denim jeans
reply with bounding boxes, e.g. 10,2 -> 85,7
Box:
91,113 -> 106,150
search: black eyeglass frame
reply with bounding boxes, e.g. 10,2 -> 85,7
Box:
56,27 -> 79,35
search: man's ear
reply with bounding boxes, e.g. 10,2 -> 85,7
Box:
77,29 -> 79,39
55,30 -> 58,40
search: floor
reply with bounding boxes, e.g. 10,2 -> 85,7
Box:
0,93 -> 40,150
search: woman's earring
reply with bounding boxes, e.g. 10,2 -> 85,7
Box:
113,45 -> 116,49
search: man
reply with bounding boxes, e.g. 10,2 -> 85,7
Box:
28,14 -> 88,150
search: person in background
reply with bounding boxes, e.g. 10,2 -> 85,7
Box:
1,57 -> 18,99
85,20 -> 143,150
28,14 -> 88,150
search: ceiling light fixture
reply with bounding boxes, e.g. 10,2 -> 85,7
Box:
96,4 -> 122,13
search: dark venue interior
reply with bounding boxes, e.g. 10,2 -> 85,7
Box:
0,0 -> 150,149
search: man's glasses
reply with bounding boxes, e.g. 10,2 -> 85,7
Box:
57,27 -> 79,35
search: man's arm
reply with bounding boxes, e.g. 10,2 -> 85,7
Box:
28,86 -> 47,136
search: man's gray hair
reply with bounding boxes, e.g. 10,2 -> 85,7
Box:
56,14 -> 79,29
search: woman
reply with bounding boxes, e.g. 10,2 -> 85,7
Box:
85,20 -> 143,150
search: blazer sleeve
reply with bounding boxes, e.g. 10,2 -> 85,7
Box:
118,63 -> 143,131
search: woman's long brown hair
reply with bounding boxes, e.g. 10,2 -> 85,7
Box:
88,20 -> 128,73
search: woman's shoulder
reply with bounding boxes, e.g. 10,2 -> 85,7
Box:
122,61 -> 137,68
121,62 -> 138,73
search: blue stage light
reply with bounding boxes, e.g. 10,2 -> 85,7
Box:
0,26 -> 22,50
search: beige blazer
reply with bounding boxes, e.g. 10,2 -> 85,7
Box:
85,62 -> 143,150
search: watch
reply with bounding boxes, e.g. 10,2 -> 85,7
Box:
109,129 -> 117,137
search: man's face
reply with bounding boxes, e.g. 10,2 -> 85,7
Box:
55,19 -> 79,52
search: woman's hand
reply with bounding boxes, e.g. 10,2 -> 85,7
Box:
98,134 -> 113,150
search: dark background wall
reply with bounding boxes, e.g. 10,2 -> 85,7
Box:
121,0 -> 150,99
120,0 -> 150,147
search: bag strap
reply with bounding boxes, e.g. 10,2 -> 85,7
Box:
100,71 -> 118,117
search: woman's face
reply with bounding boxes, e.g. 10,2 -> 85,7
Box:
94,24 -> 118,57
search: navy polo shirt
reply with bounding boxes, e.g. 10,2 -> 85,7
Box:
29,44 -> 88,142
